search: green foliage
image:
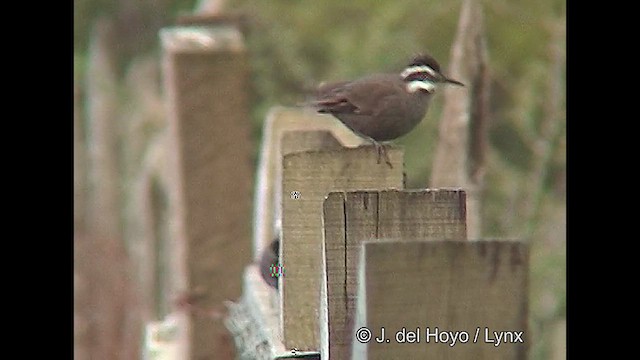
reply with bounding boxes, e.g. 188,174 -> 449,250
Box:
74,0 -> 566,358
74,0 -> 199,74
490,119 -> 533,171
74,0 -> 117,50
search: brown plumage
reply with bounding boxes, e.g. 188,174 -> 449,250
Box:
314,54 -> 463,167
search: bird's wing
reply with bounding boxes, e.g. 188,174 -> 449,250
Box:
314,80 -> 363,114
314,75 -> 400,116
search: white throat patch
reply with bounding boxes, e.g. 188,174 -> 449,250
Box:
407,80 -> 437,93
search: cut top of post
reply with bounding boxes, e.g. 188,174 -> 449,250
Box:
160,26 -> 245,53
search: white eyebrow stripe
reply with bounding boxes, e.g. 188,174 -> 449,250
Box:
401,65 -> 437,78
407,79 -> 437,93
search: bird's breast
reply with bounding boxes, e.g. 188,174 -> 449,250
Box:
346,93 -> 430,141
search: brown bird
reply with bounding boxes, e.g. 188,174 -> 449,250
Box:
313,54 -> 464,167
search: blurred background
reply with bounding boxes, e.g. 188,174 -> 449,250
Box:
74,0 -> 565,359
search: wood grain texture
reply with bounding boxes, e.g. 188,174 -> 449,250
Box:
352,240 -> 528,360
321,189 -> 467,359
281,145 -> 404,351
253,107 -> 367,262
161,25 -> 252,359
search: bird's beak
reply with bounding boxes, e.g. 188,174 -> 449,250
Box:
443,76 -> 464,87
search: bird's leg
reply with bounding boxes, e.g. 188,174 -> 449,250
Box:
350,129 -> 393,168
367,137 -> 393,169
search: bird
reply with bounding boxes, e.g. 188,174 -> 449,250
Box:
313,54 -> 464,167
259,237 -> 280,289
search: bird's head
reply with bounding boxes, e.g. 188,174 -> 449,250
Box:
401,54 -> 464,94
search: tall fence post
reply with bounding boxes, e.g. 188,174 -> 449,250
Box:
281,141 -> 405,351
161,23 -> 253,359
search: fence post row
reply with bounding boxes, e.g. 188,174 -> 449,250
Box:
321,189 -> 467,359
226,108 -> 529,359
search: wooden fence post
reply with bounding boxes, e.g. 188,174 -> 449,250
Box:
161,23 -> 252,359
85,17 -> 120,240
252,107 -> 366,262
320,189 -> 467,359
281,141 -> 404,351
226,108 -> 381,358
352,240 -> 528,360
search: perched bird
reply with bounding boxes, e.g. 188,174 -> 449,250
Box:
313,54 -> 464,167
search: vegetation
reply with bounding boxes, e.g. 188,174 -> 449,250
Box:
74,0 -> 566,358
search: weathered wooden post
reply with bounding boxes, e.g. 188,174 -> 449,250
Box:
226,107 -> 377,359
280,139 -> 405,352
161,21 -> 253,358
86,17 -> 120,240
351,240 -> 528,359
252,107 -> 366,262
320,189 -> 467,359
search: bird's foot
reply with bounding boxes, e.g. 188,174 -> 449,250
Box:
371,140 -> 393,169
